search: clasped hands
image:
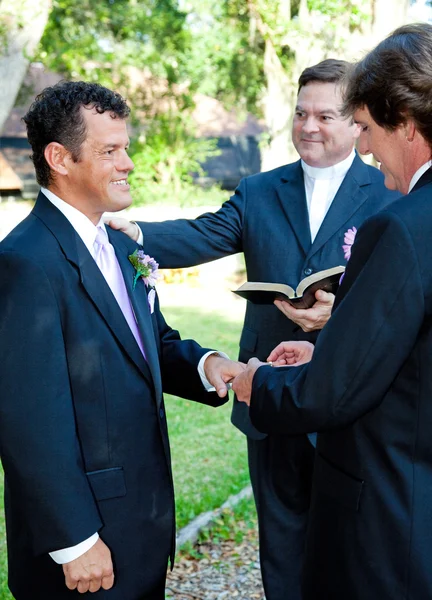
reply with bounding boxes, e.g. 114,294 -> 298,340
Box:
202,340 -> 315,402
231,340 -> 315,406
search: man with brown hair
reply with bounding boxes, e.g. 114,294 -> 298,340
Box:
109,59 -> 399,599
235,22 -> 432,600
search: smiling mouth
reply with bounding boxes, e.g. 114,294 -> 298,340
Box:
111,179 -> 129,187
301,139 -> 322,143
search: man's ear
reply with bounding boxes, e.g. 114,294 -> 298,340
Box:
44,142 -> 70,177
404,119 -> 416,143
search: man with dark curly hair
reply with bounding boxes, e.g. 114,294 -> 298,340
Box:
0,81 -> 243,599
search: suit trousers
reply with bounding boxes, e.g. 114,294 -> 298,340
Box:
247,434 -> 315,600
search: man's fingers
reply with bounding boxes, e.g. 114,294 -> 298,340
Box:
77,579 -> 91,594
64,572 -> 79,590
104,217 -> 139,240
267,342 -> 289,362
62,538 -> 114,594
102,572 -> 115,590
88,578 -> 103,593
314,289 -> 335,303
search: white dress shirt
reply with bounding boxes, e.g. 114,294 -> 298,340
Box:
301,150 -> 356,242
408,160 -> 432,193
41,188 -> 224,563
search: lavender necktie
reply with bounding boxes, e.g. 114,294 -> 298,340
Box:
94,227 -> 145,357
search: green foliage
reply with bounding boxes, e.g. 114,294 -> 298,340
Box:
38,0 -> 191,84
182,1 -> 266,115
307,0 -> 371,31
129,111 -> 221,206
32,0 -> 374,202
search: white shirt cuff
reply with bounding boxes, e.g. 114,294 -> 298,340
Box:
198,351 -> 231,391
134,222 -> 144,246
49,532 -> 99,564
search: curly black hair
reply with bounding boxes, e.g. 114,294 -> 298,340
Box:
23,80 -> 130,188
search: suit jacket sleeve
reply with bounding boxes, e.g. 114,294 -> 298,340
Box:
250,210 -> 424,434
138,183 -> 245,267
0,252 -> 102,555
152,291 -> 228,407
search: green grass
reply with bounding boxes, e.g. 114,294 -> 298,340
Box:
162,305 -> 248,528
0,306 -> 248,598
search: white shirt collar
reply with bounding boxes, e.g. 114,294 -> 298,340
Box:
301,149 -> 356,181
408,161 -> 432,193
41,187 -> 106,254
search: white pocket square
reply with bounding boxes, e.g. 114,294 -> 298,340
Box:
148,288 -> 156,314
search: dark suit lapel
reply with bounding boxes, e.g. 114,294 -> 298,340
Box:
32,192 -> 152,385
411,166 -> 432,193
275,161 -> 311,256
108,228 -> 163,403
306,155 -> 369,261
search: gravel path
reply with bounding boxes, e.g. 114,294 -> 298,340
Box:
166,536 -> 265,600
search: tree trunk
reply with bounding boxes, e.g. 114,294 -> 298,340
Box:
260,38 -> 296,171
0,0 -> 52,133
372,0 -> 410,39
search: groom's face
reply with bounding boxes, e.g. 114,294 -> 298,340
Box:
65,108 -> 135,223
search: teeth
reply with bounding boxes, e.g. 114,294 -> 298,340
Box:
112,180 -> 127,186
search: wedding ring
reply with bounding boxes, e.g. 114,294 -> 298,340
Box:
268,361 -> 273,367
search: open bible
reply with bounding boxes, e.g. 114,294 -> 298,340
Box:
233,265 -> 345,309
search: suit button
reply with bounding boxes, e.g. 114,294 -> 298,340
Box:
304,268 -> 313,276
159,408 -> 165,419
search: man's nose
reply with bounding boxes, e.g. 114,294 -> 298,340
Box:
302,117 -> 319,134
117,150 -> 134,172
357,134 -> 371,156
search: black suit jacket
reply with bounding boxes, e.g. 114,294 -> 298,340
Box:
139,154 -> 400,439
0,192 -> 225,599
249,169 -> 432,599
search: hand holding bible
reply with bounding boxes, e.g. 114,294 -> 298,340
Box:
274,289 -> 335,332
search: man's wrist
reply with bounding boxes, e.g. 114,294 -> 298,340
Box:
49,532 -> 99,564
133,222 -> 144,245
199,351 -> 230,390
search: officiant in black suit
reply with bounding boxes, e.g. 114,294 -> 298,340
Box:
233,22 -> 432,600
107,59 -> 399,599
0,81 -> 243,599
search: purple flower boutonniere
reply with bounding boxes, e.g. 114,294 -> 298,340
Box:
128,250 -> 160,290
342,226 -> 357,260
340,226 -> 357,284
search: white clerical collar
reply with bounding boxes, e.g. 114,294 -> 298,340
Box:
41,187 -> 106,254
408,161 -> 432,193
301,150 -> 356,181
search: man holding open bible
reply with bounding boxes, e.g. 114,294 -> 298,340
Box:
107,59 -> 399,599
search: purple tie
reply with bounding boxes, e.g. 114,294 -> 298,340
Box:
94,227 -> 145,357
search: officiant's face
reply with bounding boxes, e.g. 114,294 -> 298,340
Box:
292,82 -> 361,168
65,108 -> 135,223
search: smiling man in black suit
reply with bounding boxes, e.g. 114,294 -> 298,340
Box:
0,81 -> 243,599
